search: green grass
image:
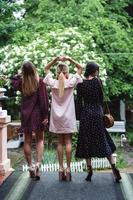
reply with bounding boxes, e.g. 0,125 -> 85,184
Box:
41,132 -> 127,168
115,148 -> 127,168
42,148 -> 77,164
42,149 -> 57,164
42,147 -> 127,169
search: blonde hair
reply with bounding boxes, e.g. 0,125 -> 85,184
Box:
22,61 -> 39,96
57,63 -> 69,97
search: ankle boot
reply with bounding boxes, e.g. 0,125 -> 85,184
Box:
85,166 -> 93,182
111,164 -> 122,183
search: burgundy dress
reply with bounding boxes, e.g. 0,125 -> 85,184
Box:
12,75 -> 49,134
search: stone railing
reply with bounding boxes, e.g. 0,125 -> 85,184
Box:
0,107 -> 13,177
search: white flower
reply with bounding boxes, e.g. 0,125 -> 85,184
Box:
40,53 -> 45,57
92,43 -> 96,48
0,27 -> 106,95
44,42 -> 48,47
42,60 -> 48,65
16,91 -> 21,95
24,55 -> 29,60
49,32 -> 57,37
34,60 -> 38,64
4,63 -> 9,67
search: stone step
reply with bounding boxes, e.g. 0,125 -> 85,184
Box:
0,171 -> 22,200
1,172 -> 128,200
120,173 -> 133,200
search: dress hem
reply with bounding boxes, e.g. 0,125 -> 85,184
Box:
49,131 -> 75,134
75,151 -> 116,159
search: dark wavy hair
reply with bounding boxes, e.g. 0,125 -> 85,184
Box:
84,61 -> 99,78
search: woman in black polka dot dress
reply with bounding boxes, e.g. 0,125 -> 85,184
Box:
75,62 -> 121,183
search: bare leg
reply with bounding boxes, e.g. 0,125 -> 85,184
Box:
57,134 -> 66,181
64,134 -> 72,181
57,134 -> 64,170
35,131 -> 44,164
33,131 -> 44,180
64,134 -> 72,171
23,133 -> 32,166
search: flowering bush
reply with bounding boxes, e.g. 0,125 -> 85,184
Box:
0,75 -> 7,87
0,27 -> 107,104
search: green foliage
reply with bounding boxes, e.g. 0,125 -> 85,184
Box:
0,27 -> 106,84
72,133 -> 78,149
0,0 -> 133,102
114,147 -> 127,168
128,131 -> 133,146
0,26 -> 107,114
0,75 -> 6,87
0,0 -> 22,46
116,153 -> 127,168
42,148 -> 78,164
42,148 -> 58,164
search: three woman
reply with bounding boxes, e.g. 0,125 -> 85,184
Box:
43,56 -> 82,181
12,61 -> 49,180
12,58 -> 121,183
75,61 -> 121,182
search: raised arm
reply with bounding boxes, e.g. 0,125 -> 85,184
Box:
64,56 -> 83,75
44,57 -> 60,74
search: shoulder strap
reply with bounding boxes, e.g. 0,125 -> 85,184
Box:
97,78 -> 111,114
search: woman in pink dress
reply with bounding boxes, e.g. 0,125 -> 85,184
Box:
43,56 -> 82,181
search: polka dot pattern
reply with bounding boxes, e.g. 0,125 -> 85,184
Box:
75,78 -> 116,159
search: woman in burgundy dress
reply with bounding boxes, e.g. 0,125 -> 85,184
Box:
12,61 -> 49,180
75,62 -> 121,183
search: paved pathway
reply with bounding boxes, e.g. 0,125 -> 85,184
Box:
0,172 -> 133,200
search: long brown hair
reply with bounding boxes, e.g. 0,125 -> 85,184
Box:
56,63 -> 69,97
21,61 -> 39,96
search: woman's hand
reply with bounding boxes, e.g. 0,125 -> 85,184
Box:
42,118 -> 48,126
17,69 -> 22,76
44,56 -> 60,73
59,56 -> 70,62
65,57 -> 82,70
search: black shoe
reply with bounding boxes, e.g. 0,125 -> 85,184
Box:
66,172 -> 71,182
59,171 -> 66,181
112,168 -> 122,183
85,166 -> 93,182
35,163 -> 41,181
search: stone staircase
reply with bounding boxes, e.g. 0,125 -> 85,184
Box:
0,171 -> 133,200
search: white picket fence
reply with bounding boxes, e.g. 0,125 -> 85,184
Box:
22,153 -> 117,172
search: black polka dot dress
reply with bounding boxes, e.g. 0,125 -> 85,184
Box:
75,78 -> 116,159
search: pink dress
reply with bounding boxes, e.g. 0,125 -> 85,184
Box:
43,73 -> 82,134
